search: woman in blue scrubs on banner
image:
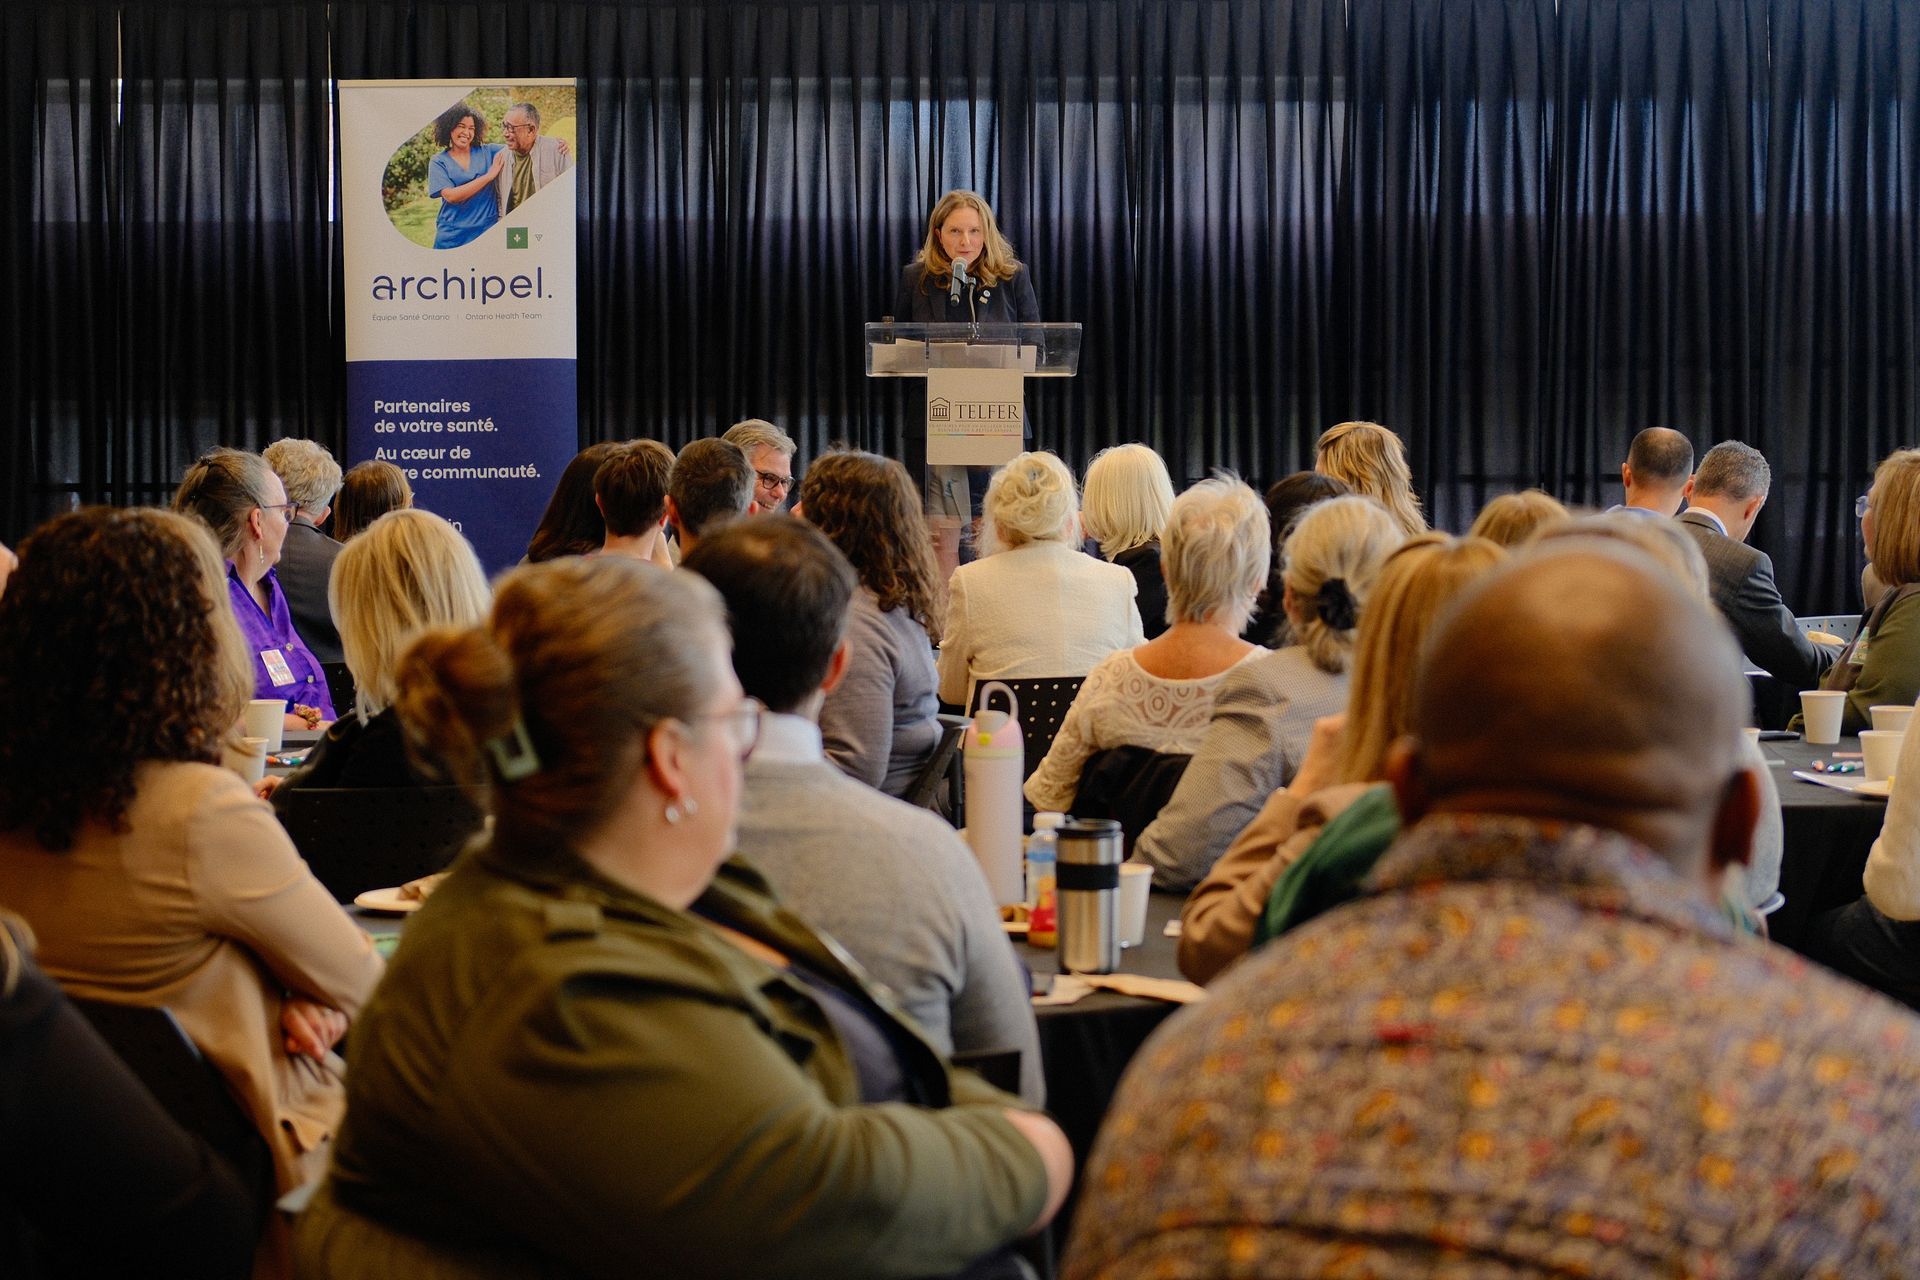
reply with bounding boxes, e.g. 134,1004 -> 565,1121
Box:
426,101 -> 507,250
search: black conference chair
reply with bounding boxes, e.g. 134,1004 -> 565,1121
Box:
969,677 -> 1087,788
905,713 -> 970,821
1070,745 -> 1193,855
273,786 -> 484,903
320,663 -> 358,721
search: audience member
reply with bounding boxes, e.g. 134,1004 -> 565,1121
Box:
266,510 -> 491,800
685,519 -> 1043,1104
799,451 -> 945,798
937,451 -> 1145,709
1080,444 -> 1176,640
1679,440 -> 1839,689
0,508 -> 382,1253
1467,487 -> 1570,547
0,911 -> 255,1280
1179,534 -> 1507,983
724,418 -> 799,513
1314,422 -> 1427,537
263,437 -> 346,663
1612,425 -> 1695,516
1134,496 -> 1402,888
1244,471 -> 1350,648
593,439 -> 675,566
667,437 -> 755,555
330,459 -> 413,542
1813,448 -> 1920,732
1067,545 -> 1920,1279
1024,479 -> 1267,827
526,441 -> 620,563
0,542 -> 13,598
173,448 -> 336,728
297,556 -> 1070,1279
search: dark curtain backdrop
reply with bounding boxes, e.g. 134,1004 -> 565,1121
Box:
9,0 -> 1920,611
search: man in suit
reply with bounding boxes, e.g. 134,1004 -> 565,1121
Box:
492,102 -> 571,217
1677,440 -> 1838,688
1610,426 -> 1694,517
261,438 -> 345,664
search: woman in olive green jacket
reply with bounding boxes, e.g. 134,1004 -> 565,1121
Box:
296,557 -> 1071,1280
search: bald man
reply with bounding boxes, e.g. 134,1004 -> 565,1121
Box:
1066,546 -> 1920,1279
1611,425 -> 1694,516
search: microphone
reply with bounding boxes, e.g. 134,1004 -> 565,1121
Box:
949,255 -> 971,304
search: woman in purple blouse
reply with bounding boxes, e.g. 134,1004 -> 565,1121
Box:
174,449 -> 336,730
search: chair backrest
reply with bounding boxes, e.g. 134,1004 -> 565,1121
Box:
1797,614 -> 1861,643
320,662 -> 358,719
69,998 -> 274,1232
1070,745 -> 1193,853
970,677 -> 1087,784
905,714 -> 970,818
949,1046 -> 1023,1096
273,785 -> 484,902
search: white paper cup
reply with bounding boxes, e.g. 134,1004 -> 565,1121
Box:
1870,704 -> 1915,735
1742,727 -> 1762,751
1800,691 -> 1847,746
221,736 -> 270,785
244,699 -> 286,753
1861,730 -> 1906,783
1118,862 -> 1153,949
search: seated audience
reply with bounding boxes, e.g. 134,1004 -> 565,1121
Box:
1679,440 -> 1839,689
267,510 -> 491,799
1023,479 -> 1268,820
1244,471 -> 1350,648
1080,444 -> 1176,640
799,452 -> 945,798
263,437 -> 346,663
1467,488 -> 1570,547
297,556 -> 1070,1279
1314,421 -> 1427,537
1066,546 -> 1920,1279
667,436 -> 755,555
1814,448 -> 1920,732
1134,495 -> 1402,888
174,447 -> 336,729
0,508 -> 383,1256
938,451 -> 1145,709
685,519 -> 1042,1104
593,439 -> 675,566
0,911 -> 255,1280
1611,425 -> 1695,516
724,418 -> 800,513
526,441 -> 620,562
1179,534 -> 1507,983
330,459 -> 413,542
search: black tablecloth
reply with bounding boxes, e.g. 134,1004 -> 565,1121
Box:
1762,735 -> 1889,950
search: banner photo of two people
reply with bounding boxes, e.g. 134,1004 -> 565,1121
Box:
340,79 -> 580,572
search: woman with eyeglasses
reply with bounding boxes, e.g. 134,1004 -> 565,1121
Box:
174,448 -> 336,730
1817,450 -> 1920,732
297,556 -> 1071,1279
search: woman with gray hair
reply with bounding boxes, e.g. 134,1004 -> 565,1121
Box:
936,451 -> 1144,709
263,437 -> 346,664
1024,477 -> 1269,817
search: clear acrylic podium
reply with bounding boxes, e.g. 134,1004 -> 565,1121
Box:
863,321 -> 1084,379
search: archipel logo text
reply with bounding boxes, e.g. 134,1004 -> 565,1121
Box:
370,267 -> 552,306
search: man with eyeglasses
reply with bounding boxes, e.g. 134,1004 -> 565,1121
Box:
723,419 -> 798,514
492,102 -> 571,218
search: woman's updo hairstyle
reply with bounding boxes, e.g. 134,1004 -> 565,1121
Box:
1280,495 -> 1405,674
394,556 -> 730,847
984,451 -> 1079,550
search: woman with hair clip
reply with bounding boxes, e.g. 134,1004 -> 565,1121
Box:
296,556 -> 1072,1279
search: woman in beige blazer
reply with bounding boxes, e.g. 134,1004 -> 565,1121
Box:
0,508 -> 383,1236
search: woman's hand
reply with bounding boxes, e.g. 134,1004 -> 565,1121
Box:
489,148 -> 509,176
281,997 -> 348,1060
253,774 -> 285,801
1287,713 -> 1347,798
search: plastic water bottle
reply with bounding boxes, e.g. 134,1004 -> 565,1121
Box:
1025,812 -> 1065,950
963,681 -> 1025,905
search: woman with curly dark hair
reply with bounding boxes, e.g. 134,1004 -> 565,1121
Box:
0,507 -> 383,1266
426,100 -> 506,250
798,451 -> 946,797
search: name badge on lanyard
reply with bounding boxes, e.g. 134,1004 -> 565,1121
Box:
261,648 -> 297,687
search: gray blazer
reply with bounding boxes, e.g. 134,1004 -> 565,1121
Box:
492,135 -> 571,217
1677,511 -> 1838,689
276,517 -> 344,664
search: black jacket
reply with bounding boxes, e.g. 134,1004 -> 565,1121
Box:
892,263 -> 1040,326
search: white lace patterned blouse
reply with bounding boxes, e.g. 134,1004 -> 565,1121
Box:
1022,647 -> 1263,813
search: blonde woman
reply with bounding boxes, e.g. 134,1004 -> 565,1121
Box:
937,451 -> 1145,709
267,510 -> 491,798
1315,421 -> 1428,538
1179,535 -> 1507,983
1024,478 -> 1269,817
1468,489 -> 1572,548
1081,443 -> 1177,639
1134,495 -> 1404,888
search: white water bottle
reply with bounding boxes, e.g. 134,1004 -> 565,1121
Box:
964,682 -> 1025,905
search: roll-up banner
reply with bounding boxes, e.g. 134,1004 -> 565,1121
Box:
339,80 -> 579,571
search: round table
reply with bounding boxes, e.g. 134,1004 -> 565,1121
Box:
1759,734 -> 1890,951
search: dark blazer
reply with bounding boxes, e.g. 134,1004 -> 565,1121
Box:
272,707 -> 423,802
1113,541 -> 1170,640
1677,510 -> 1839,688
276,516 -> 345,664
892,263 -> 1040,326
